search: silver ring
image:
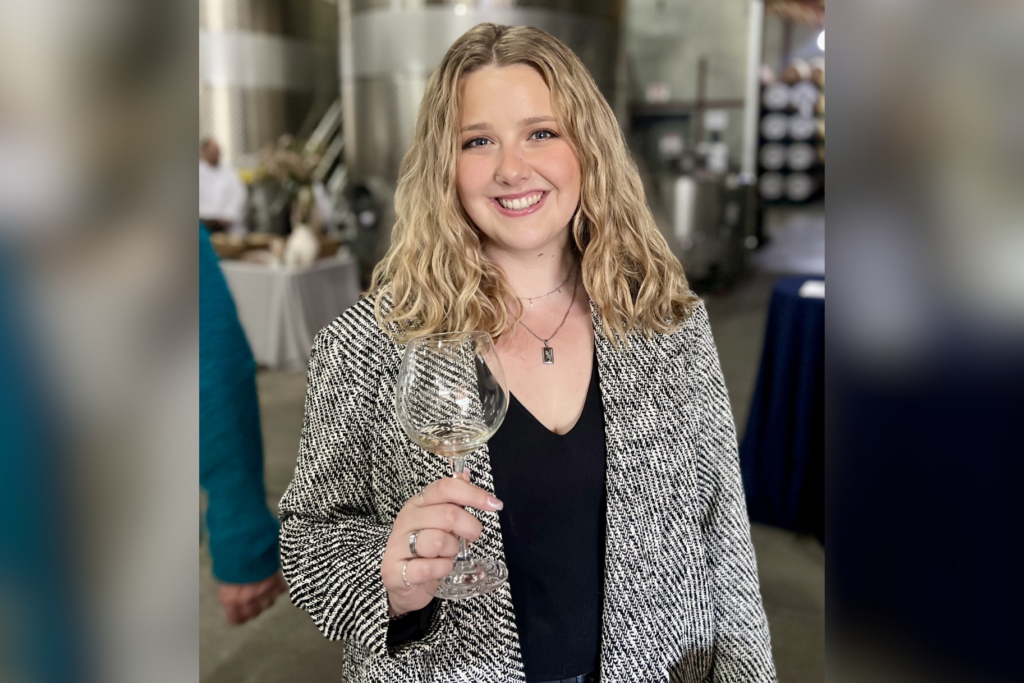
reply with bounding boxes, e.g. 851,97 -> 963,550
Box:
401,561 -> 412,587
409,530 -> 422,558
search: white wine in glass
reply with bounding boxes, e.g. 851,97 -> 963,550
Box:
395,331 -> 509,600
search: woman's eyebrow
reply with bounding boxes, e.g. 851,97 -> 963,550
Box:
460,116 -> 557,133
519,116 -> 556,127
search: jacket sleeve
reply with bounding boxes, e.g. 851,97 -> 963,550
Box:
691,304 -> 778,683
278,322 -> 395,657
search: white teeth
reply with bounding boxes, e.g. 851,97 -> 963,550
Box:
498,193 -> 542,210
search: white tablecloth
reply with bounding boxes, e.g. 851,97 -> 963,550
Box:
219,254 -> 361,371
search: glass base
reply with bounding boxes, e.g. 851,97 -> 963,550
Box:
427,556 -> 508,601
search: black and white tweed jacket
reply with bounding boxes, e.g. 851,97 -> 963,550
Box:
279,296 -> 776,683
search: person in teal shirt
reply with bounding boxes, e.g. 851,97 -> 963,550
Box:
200,224 -> 286,623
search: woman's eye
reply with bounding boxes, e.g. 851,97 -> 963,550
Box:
462,137 -> 490,149
531,129 -> 557,141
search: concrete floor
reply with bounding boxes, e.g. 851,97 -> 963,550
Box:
200,206 -> 825,682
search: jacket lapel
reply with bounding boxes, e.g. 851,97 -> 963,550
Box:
591,302 -> 670,681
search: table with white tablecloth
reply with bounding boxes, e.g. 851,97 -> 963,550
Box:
219,254 -> 361,371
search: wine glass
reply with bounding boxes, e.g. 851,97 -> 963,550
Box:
395,331 -> 510,600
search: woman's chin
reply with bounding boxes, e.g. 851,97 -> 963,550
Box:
482,231 -> 572,257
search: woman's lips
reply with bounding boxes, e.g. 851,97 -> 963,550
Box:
490,191 -> 549,217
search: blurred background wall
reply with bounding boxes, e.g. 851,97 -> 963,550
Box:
627,0 -> 751,165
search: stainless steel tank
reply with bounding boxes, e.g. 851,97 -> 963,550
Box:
342,0 -> 624,187
661,170 -> 750,288
199,0 -> 340,168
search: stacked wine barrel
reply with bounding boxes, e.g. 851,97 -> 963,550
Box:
758,58 -> 825,204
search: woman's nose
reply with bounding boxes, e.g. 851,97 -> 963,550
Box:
494,148 -> 529,185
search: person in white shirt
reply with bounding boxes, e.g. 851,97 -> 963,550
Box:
199,137 -> 247,234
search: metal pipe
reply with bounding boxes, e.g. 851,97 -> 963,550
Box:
741,0 -> 765,180
694,56 -> 708,146
339,0 -> 356,178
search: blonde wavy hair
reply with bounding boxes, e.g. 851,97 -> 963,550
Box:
369,23 -> 698,346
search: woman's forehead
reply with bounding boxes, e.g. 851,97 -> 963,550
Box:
458,65 -> 554,124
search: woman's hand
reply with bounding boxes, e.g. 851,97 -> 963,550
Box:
381,471 -> 504,617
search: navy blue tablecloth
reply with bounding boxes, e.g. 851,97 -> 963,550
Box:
740,276 -> 824,540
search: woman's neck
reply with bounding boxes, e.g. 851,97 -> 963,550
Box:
484,238 -> 576,302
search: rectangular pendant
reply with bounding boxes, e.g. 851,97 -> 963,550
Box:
542,346 -> 554,364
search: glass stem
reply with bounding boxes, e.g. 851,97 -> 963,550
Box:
450,456 -> 473,568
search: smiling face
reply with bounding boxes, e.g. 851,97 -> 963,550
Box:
457,64 -> 582,257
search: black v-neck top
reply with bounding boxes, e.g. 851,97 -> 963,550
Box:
388,354 -> 608,683
488,352 -> 607,682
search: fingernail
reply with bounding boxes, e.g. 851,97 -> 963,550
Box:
487,496 -> 503,511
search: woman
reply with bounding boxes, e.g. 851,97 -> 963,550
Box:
280,24 -> 776,683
